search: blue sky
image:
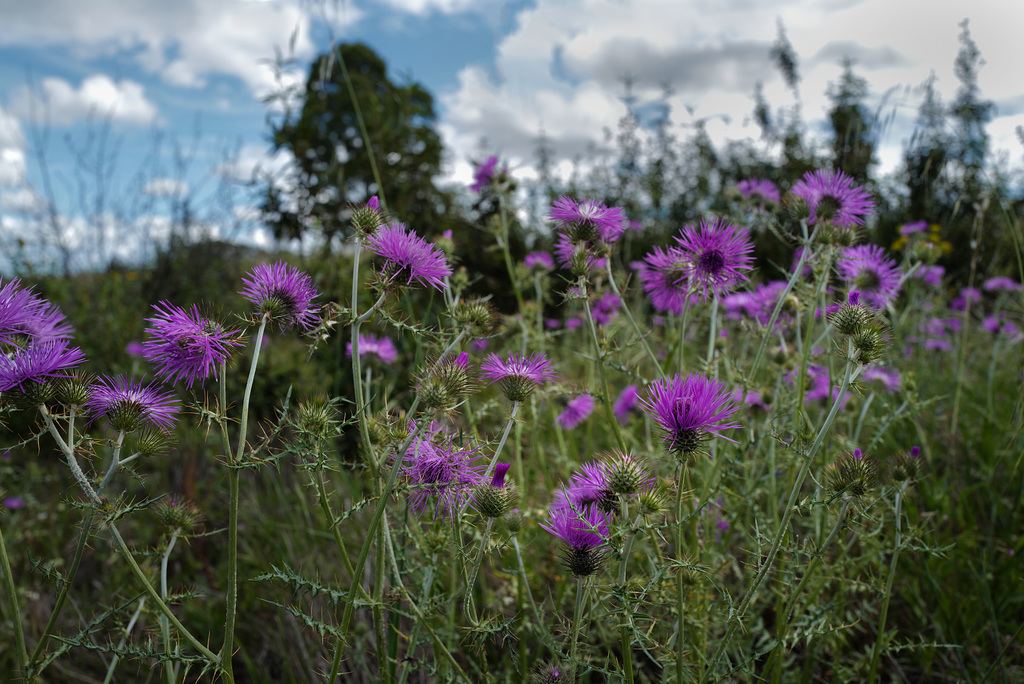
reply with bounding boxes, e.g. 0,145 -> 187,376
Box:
1,0 -> 1023,271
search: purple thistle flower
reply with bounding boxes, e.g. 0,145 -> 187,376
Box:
239,261 -> 321,331
541,502 -> 611,576
542,500 -> 610,549
525,251 -> 555,271
899,220 -> 928,236
0,278 -> 42,345
914,265 -> 945,288
674,218 -> 754,302
142,302 -> 243,389
346,333 -> 398,364
86,375 -> 178,433
861,365 -> 902,393
592,291 -> 621,326
613,385 -> 640,424
639,373 -> 742,456
3,496 -> 25,510
836,244 -> 902,309
0,340 -> 86,393
470,155 -> 500,193
736,179 -> 781,206
950,287 -> 982,312
549,196 -> 627,243
125,341 -> 146,357
15,300 -> 75,343
366,196 -> 380,211
637,245 -> 693,315
557,393 -> 595,430
983,276 -> 1021,292
365,222 -> 452,291
480,351 -> 556,402
491,462 -> 511,488
403,435 -> 483,519
791,169 -> 875,228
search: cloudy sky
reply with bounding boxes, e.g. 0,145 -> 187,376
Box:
1,0 -> 1023,269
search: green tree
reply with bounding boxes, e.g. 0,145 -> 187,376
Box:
261,43 -> 457,242
827,59 -> 875,183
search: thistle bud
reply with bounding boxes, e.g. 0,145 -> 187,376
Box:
605,452 -> 653,496
127,428 -> 174,459
351,196 -> 385,237
851,323 -> 890,364
416,352 -> 475,413
297,394 -> 336,440
891,445 -> 921,482
451,298 -> 497,338
829,290 -> 873,336
474,463 -> 519,518
824,448 -> 879,498
56,370 -> 94,407
503,507 -> 524,535
154,497 -> 205,538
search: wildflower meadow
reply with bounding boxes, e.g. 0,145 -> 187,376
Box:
2,37 -> 1024,684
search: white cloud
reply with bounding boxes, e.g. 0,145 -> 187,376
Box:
12,75 -> 159,126
1,186 -> 47,213
142,178 -> 189,197
0,148 -> 26,188
377,0 -> 483,14
438,0 -> 1024,182
214,143 -> 293,183
0,1 -> 359,100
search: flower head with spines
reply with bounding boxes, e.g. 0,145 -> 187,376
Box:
143,302 -> 243,389
365,222 -> 452,291
239,261 -> 321,332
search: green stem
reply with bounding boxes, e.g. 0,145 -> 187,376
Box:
617,498 -> 639,684
221,312 -> 270,678
511,536 -> 540,623
868,482 -> 908,683
497,190 -> 526,314
605,258 -> 663,377
675,463 -> 688,684
334,415 -> 434,671
109,524 -> 219,663
569,577 -> 588,679
581,278 -> 629,453
463,517 -> 495,622
102,597 -> 146,684
749,222 -> 815,380
700,349 -> 860,684
0,521 -> 27,670
704,298 -> 719,375
161,533 -> 179,684
482,401 -> 520,482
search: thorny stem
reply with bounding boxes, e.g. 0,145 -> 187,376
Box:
675,463 -> 689,684
701,346 -> 860,683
